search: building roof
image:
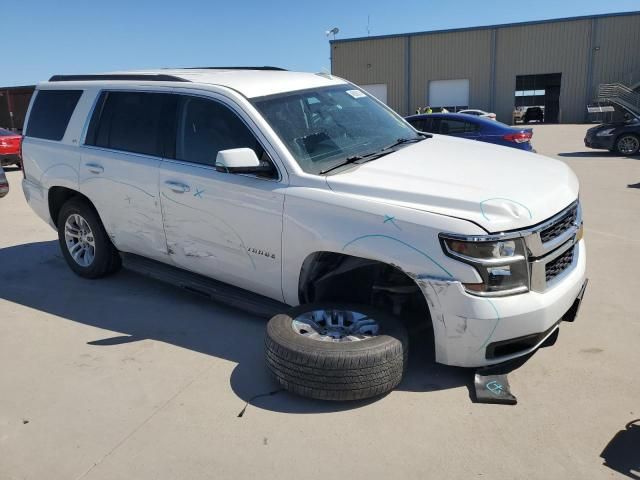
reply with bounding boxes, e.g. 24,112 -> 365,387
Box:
0,85 -> 35,92
331,10 -> 640,44
43,69 -> 347,99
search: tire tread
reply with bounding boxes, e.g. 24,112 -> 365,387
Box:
264,303 -> 408,401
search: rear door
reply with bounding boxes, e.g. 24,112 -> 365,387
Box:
159,93 -> 285,301
81,90 -> 174,261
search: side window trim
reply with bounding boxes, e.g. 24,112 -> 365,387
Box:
80,91 -> 107,146
80,88 -> 281,182
83,91 -> 108,146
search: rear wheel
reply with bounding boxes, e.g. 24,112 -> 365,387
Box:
265,303 -> 409,401
615,134 -> 640,156
57,198 -> 121,278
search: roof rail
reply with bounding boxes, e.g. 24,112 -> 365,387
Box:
180,66 -> 287,71
49,74 -> 190,82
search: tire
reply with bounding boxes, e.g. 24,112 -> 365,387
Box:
265,303 -> 409,401
57,198 -> 121,278
615,134 -> 640,156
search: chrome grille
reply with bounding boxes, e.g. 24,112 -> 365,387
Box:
540,204 -> 578,244
545,247 -> 575,282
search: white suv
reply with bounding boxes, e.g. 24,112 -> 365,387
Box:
22,68 -> 587,401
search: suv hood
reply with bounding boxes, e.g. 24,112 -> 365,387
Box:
325,135 -> 579,232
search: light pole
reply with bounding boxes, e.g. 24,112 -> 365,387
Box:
326,27 -> 339,74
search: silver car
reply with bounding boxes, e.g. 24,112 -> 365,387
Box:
0,166 -> 9,198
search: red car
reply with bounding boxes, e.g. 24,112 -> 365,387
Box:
0,128 -> 22,168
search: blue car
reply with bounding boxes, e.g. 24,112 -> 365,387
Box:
406,113 -> 534,151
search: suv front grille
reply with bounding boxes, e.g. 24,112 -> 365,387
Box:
545,247 -> 575,282
540,204 -> 578,244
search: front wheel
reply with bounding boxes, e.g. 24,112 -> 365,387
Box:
265,303 -> 409,401
57,198 -> 121,278
615,134 -> 640,156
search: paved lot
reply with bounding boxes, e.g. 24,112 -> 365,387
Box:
1,124 -> 639,480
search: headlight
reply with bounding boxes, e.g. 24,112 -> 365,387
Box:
596,128 -> 615,136
440,236 -> 529,296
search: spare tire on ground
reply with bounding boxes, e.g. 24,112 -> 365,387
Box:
265,303 -> 409,401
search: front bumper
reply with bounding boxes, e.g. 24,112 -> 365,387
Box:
421,239 -> 586,367
585,133 -> 615,150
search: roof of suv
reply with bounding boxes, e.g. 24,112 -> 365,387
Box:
45,68 -> 348,99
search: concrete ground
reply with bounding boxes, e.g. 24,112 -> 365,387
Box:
1,124 -> 639,480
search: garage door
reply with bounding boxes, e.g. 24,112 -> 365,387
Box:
428,79 -> 469,109
360,84 -> 388,104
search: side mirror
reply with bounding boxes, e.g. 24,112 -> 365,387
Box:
215,148 -> 272,174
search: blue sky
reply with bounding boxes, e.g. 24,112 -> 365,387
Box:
3,0 -> 639,86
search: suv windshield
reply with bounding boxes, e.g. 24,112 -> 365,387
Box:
253,85 -> 421,174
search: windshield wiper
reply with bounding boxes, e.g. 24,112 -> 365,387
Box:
381,135 -> 429,151
319,135 -> 429,175
319,150 -> 384,174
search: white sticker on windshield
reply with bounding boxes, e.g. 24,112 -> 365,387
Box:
346,89 -> 367,99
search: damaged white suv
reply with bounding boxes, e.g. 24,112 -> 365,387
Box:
22,68 -> 587,401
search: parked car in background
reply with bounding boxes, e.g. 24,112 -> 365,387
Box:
585,116 -> 640,155
0,166 -> 9,198
0,128 -> 22,168
458,109 -> 496,120
513,106 -> 546,124
513,107 -> 526,122
523,106 -> 544,123
406,113 -> 534,151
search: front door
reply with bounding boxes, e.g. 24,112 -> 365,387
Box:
159,94 -> 285,301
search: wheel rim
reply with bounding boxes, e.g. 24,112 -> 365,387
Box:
618,136 -> 639,155
292,309 -> 380,342
64,213 -> 96,267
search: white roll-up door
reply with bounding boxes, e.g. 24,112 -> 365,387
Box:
360,84 -> 388,104
428,79 -> 469,108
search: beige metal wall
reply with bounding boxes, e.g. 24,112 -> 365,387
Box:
331,12 -> 640,123
590,15 -> 640,94
331,37 -> 406,115
410,29 -> 492,115
493,19 -> 591,123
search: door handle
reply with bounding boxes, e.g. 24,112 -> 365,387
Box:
164,181 -> 190,193
86,163 -> 104,174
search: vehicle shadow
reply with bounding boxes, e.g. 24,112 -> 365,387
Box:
557,151 -> 618,158
0,240 -> 469,415
601,419 -> 640,479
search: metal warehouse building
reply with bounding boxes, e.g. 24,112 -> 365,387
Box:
330,11 -> 640,123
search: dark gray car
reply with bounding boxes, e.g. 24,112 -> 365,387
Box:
585,116 -> 640,156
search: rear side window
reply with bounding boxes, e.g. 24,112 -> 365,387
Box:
26,90 -> 82,140
409,118 -> 434,133
86,91 -> 173,157
464,122 -> 480,133
438,119 -> 467,135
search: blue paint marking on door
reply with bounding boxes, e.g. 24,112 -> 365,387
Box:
383,214 -> 402,230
